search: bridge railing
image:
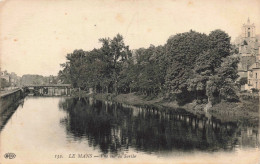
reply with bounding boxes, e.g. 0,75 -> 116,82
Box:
23,84 -> 72,87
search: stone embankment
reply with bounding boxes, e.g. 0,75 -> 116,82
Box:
0,88 -> 25,114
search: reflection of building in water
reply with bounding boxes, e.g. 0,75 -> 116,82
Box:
235,126 -> 259,148
234,95 -> 260,148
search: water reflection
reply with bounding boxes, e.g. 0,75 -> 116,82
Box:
0,99 -> 24,132
59,97 -> 259,155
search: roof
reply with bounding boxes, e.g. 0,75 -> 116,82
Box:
248,62 -> 260,70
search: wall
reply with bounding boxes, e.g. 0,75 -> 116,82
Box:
248,68 -> 260,89
0,89 -> 24,114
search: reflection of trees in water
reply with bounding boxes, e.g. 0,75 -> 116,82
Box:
59,98 -> 259,154
59,98 -> 125,154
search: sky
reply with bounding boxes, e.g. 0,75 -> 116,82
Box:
0,0 -> 260,76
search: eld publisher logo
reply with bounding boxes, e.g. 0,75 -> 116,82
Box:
4,153 -> 16,159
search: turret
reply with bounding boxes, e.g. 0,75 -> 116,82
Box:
242,17 -> 255,38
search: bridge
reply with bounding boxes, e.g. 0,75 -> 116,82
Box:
23,84 -> 72,96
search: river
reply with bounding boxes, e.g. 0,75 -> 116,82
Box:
0,96 -> 260,163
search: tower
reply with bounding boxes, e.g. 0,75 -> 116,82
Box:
242,18 -> 255,38
239,18 -> 259,56
237,18 -> 259,82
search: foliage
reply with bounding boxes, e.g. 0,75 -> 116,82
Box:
165,30 -> 209,92
0,78 -> 10,89
251,88 -> 259,93
59,30 -> 239,105
239,77 -> 248,86
21,75 -> 58,85
206,56 -> 240,103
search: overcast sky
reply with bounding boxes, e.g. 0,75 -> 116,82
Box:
0,0 -> 260,76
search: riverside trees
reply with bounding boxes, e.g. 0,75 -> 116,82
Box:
59,30 -> 239,105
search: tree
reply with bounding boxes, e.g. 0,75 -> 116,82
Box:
166,30 -> 238,104
65,49 -> 87,90
208,29 -> 231,58
58,62 -> 71,84
165,30 -> 209,93
58,30 -> 239,106
239,77 -> 247,86
206,56 -> 240,104
0,78 -> 10,89
99,34 -> 131,95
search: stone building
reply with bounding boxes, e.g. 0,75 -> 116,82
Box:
0,70 -> 21,87
0,70 -> 10,82
236,18 -> 260,81
246,62 -> 260,90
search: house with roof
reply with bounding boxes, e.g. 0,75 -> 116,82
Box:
245,62 -> 260,90
236,18 -> 260,79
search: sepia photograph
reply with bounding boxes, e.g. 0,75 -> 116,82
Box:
0,0 -> 260,163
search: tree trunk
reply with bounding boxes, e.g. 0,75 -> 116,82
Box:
94,86 -> 97,93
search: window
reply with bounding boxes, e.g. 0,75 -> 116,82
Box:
256,73 -> 258,79
248,32 -> 250,37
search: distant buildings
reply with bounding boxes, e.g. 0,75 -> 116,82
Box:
235,18 -> 260,90
1,70 -> 10,82
247,62 -> 260,89
0,70 -> 21,87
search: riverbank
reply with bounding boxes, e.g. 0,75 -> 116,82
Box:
84,92 -> 259,125
0,88 -> 26,131
0,88 -> 25,114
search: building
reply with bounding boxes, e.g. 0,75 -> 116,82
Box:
9,72 -> 21,87
245,62 -> 260,90
236,18 -> 260,82
1,70 -> 10,82
0,70 -> 21,87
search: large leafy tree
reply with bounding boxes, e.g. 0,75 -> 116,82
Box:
206,56 -> 239,104
188,30 -> 237,104
99,34 -> 131,94
65,49 -> 87,89
128,45 -> 167,96
58,30 -> 239,105
165,30 -> 209,93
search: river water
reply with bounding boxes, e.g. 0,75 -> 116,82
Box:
0,96 -> 260,163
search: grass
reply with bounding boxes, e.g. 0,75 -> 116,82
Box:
76,92 -> 259,125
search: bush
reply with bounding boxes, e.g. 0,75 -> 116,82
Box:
0,78 -> 10,89
239,77 -> 247,86
251,88 -> 259,93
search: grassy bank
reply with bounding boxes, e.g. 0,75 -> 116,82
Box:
82,92 -> 259,124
